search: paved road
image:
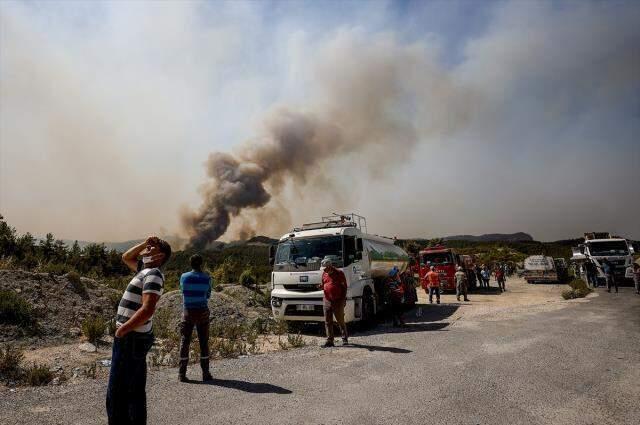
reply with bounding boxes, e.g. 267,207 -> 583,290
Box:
3,286 -> 639,425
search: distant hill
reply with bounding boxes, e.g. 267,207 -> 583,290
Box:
442,232 -> 534,242
61,239 -> 145,252
61,237 -> 188,252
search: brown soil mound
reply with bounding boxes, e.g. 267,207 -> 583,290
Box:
156,284 -> 271,330
0,270 -> 120,346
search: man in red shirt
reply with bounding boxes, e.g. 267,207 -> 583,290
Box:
425,266 -> 441,304
319,258 -> 348,347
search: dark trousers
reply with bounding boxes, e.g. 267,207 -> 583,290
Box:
106,332 -> 154,425
179,308 -> 210,376
456,283 -> 468,300
606,275 -> 618,292
323,298 -> 347,342
428,287 -> 440,303
389,297 -> 404,325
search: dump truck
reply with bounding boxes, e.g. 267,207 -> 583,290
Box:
268,214 -> 410,324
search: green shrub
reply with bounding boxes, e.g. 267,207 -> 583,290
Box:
107,291 -> 121,312
287,333 -> 306,348
272,318 -> 289,336
0,290 -> 33,326
250,316 -> 271,335
0,344 -> 24,381
24,363 -> 53,386
82,316 -> 106,344
568,279 -> 589,291
239,269 -> 257,288
212,337 -> 247,358
37,262 -> 74,275
255,289 -> 272,308
66,271 -> 88,297
106,318 -> 117,336
563,279 -> 592,300
278,337 -> 289,350
153,308 -> 174,339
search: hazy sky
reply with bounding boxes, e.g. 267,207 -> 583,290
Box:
1,0 -> 638,243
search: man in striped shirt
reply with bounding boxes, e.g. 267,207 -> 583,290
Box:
178,254 -> 213,382
106,236 -> 171,425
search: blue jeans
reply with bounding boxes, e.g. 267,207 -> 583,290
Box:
106,332 -> 154,425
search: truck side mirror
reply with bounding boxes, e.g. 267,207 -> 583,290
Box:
578,244 -> 585,254
355,252 -> 362,261
356,238 -> 363,252
269,245 -> 276,267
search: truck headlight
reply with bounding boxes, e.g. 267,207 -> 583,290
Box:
271,297 -> 282,308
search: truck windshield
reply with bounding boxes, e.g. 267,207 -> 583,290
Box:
422,252 -> 453,265
274,236 -> 344,271
588,241 -> 629,256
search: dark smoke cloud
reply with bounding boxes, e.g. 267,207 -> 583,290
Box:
183,34 -> 475,248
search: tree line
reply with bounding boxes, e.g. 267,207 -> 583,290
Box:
0,215 -> 130,278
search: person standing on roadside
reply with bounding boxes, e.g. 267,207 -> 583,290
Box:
584,261 -> 597,288
495,266 -> 506,292
455,266 -> 469,302
386,266 -> 406,327
475,265 -> 484,289
426,266 -> 441,304
178,254 -> 213,382
633,263 -> 640,295
107,236 -> 171,425
602,259 -> 617,293
481,267 -> 490,289
320,258 -> 348,347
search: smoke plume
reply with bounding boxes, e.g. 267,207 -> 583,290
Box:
183,33 -> 476,248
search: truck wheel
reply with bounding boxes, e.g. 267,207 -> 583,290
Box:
360,289 -> 375,329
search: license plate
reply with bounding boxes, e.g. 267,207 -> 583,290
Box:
297,304 -> 315,312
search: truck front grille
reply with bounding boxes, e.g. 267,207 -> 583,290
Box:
284,305 -> 324,317
284,284 -> 319,292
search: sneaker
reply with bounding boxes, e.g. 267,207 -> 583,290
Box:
436,300 -> 440,304
202,372 -> 213,382
178,374 -> 188,383
322,340 -> 335,348
464,298 -> 470,302
341,337 -> 349,345
456,297 -> 460,301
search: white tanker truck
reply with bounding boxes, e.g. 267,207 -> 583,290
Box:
268,214 -> 409,324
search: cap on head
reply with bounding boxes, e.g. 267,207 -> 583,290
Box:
457,266 -> 463,271
430,265 -> 435,271
321,258 -> 333,268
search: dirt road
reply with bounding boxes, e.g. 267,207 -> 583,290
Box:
2,278 -> 639,425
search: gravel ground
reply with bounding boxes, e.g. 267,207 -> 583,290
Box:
2,278 -> 639,425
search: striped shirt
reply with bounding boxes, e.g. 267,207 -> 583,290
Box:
180,270 -> 212,310
116,268 -> 164,333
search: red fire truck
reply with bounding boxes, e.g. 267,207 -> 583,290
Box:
418,245 -> 467,292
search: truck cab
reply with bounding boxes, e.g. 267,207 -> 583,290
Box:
572,233 -> 635,285
269,214 -> 409,324
418,245 -> 463,291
